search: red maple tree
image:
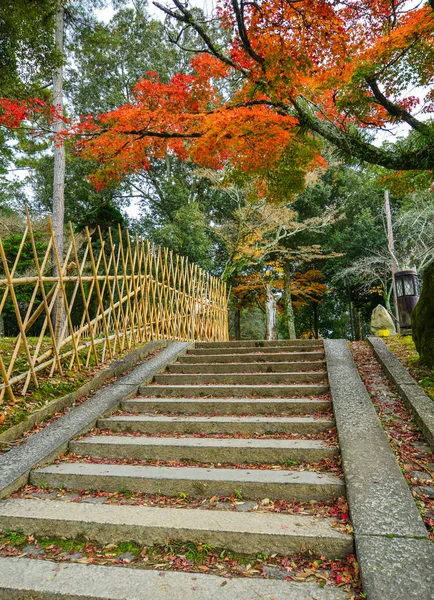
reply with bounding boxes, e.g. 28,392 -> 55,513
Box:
72,0 -> 434,188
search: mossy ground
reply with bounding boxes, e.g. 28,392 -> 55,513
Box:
385,335 -> 434,401
0,337 -> 135,434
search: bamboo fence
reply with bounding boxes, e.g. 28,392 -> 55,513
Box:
0,210 -> 228,402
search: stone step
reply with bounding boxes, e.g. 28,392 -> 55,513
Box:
0,556 -> 351,600
167,361 -> 326,374
122,397 -> 332,415
0,498 -> 353,558
178,352 -> 324,364
188,346 -> 323,356
154,372 -> 328,385
138,384 -> 329,398
31,462 -> 345,501
70,435 -> 337,463
98,414 -> 334,435
194,340 -> 323,348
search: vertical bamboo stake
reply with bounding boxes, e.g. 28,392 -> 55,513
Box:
98,227 -> 121,354
117,224 -> 136,347
48,217 -> 81,369
0,354 -> 15,403
70,223 -> 99,365
85,227 -> 112,359
0,238 -> 39,388
126,230 -> 143,342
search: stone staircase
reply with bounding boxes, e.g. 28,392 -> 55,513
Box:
0,340 -> 354,593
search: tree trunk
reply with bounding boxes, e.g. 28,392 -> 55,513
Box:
412,262 -> 434,367
234,306 -> 241,340
347,286 -> 355,341
52,1 -> 65,342
354,308 -> 362,341
283,260 -> 296,339
313,302 -> 319,339
0,314 -> 4,337
265,284 -> 277,341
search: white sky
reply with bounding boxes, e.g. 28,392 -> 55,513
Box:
95,0 -> 214,23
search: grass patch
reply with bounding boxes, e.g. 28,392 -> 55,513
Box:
385,335 -> 434,401
0,336 -> 145,435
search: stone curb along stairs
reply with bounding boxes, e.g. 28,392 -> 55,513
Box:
368,336 -> 434,452
324,339 -> 434,600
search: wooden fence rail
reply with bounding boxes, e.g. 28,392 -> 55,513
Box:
0,210 -> 228,401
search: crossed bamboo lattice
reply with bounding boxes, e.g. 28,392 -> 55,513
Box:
0,210 -> 228,402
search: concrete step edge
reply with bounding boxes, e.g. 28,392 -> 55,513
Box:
69,435 -> 337,463
0,557 -> 352,600
166,361 -> 326,373
97,414 -> 334,434
0,499 -> 353,558
30,462 -> 344,502
138,385 -> 330,398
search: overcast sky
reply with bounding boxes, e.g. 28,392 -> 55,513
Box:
95,0 -> 214,23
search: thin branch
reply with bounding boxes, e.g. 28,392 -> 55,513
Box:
153,0 -> 247,74
366,77 -> 433,137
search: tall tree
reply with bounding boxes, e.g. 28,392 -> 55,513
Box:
0,0 -> 59,97
52,0 -> 66,271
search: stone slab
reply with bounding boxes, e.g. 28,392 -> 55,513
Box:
138,384 -> 329,398
123,397 -> 331,415
167,361 -> 325,373
324,339 -> 432,600
154,372 -> 327,385
400,384 -> 434,451
368,336 -> 416,386
188,346 -> 324,356
178,352 -> 324,363
0,498 -> 353,557
195,340 -> 323,348
324,339 -> 427,538
0,342 -> 191,499
99,414 -> 334,434
0,557 -> 350,600
70,435 -> 337,463
368,337 -> 434,452
356,534 -> 434,600
31,462 -> 345,501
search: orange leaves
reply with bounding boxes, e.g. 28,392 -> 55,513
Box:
0,98 -> 65,129
191,105 -> 298,172
75,0 -> 434,187
291,270 -> 328,307
76,57 -> 307,187
190,53 -> 230,80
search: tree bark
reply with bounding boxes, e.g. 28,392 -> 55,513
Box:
313,302 -> 319,339
412,262 -> 434,367
52,0 -> 65,342
234,306 -> 241,340
283,260 -> 296,339
347,286 -> 355,341
354,308 -> 362,341
265,284 -> 277,341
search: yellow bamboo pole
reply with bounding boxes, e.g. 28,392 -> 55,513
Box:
0,238 -> 38,388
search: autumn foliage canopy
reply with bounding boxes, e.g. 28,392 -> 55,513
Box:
71,0 -> 434,189
2,0 -> 434,188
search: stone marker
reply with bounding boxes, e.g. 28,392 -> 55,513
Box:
370,304 -> 396,336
